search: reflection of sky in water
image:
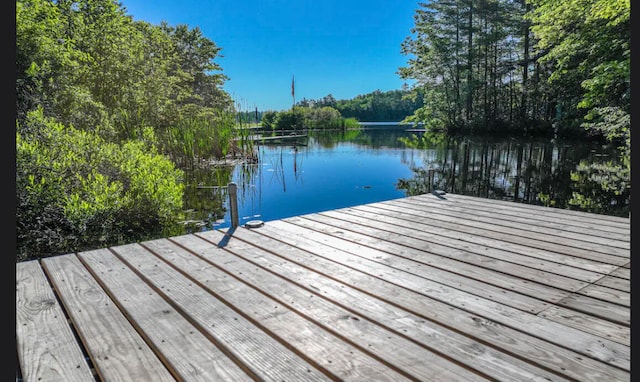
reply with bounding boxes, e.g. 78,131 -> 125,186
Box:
219,138 -> 432,228
202,128 -> 620,229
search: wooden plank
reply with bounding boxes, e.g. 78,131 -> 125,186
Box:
107,243 -> 333,382
353,203 -> 629,260
334,205 -> 626,270
40,254 -> 176,382
573,284 -> 630,307
214,227 -> 630,382
161,235 -> 488,382
419,192 -> 630,225
556,293 -> 630,327
403,194 -> 630,239
142,237 -> 418,382
305,212 -> 630,322
407,193 -> 631,237
300,212 -> 629,306
16,260 -> 95,382
389,198 -> 630,249
609,267 -> 630,280
183,230 -> 572,382
286,212 -> 587,305
537,306 -> 630,346
247,220 -> 630,372
77,248 -> 256,382
318,207 -> 618,277
278,215 -> 555,313
419,193 -> 630,227
594,275 -> 630,292
301,211 -> 598,290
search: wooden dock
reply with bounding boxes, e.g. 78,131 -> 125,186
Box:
245,133 -> 308,143
16,192 -> 630,381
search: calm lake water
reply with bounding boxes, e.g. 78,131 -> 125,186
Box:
181,125 -> 626,232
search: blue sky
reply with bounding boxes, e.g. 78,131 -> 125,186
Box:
120,0 -> 419,111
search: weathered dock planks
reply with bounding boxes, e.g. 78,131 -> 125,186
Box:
16,192 -> 630,382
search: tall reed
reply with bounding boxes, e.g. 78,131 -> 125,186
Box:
161,106 -> 256,169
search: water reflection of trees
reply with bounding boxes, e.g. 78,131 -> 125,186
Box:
311,126 -> 416,149
181,164 -> 246,231
186,160 -> 266,228
232,160 -> 263,221
311,129 -> 363,148
397,136 -> 629,217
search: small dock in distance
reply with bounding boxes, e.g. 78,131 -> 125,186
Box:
236,131 -> 308,145
16,193 -> 630,381
250,133 -> 308,142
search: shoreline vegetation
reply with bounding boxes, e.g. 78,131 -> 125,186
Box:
16,0 -> 629,261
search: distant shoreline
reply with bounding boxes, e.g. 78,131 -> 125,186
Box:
358,121 -> 403,125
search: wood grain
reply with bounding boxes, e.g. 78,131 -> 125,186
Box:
16,260 -> 95,382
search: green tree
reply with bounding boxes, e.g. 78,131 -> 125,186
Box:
53,0 -> 147,137
16,0 -> 244,260
16,0 -> 87,123
260,110 -> 278,129
160,23 -> 232,115
305,106 -> 343,129
302,90 -> 424,122
399,0 -> 542,134
526,0 -> 630,213
273,108 -> 306,131
399,0 -> 466,129
17,0 -> 235,144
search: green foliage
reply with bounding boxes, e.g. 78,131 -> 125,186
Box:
582,107 -> 630,153
161,110 -> 242,167
342,118 -> 360,129
261,110 -> 278,129
304,106 -> 342,129
398,0 -> 630,216
568,106 -> 630,215
159,22 -> 233,115
297,89 -> 424,122
400,88 -> 448,132
400,0 -> 535,131
527,0 -> 630,113
15,0 -> 250,260
16,0 -> 235,146
261,106 -> 360,131
17,109 -> 185,261
273,108 -> 306,131
568,159 -> 630,216
16,0 -> 89,120
536,193 -> 556,207
527,0 -> 630,210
